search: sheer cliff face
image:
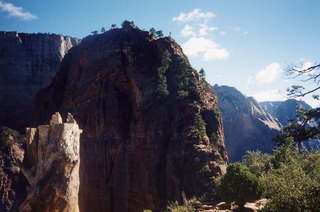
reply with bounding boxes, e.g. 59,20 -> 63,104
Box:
0,31 -> 79,131
34,25 -> 228,212
213,85 -> 281,162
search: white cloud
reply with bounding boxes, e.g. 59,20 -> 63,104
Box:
182,37 -> 229,61
219,31 -> 226,36
255,63 -> 282,84
199,24 -> 217,36
251,89 -> 286,102
172,9 -> 215,22
181,24 -> 195,37
0,1 -> 37,20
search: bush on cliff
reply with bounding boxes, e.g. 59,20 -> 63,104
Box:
216,163 -> 265,209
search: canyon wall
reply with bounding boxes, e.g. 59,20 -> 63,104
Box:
213,85 -> 281,161
0,32 -> 79,131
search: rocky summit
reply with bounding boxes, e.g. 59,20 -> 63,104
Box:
213,85 -> 281,162
33,23 -> 228,212
0,32 -> 79,131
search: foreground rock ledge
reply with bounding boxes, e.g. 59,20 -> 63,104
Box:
20,112 -> 82,212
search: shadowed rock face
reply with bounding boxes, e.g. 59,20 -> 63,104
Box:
33,25 -> 228,212
213,85 -> 281,162
0,31 -> 79,131
0,127 -> 26,212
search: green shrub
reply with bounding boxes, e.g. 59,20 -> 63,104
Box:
261,145 -> 320,212
241,151 -> 273,176
166,199 -> 196,212
216,163 -> 265,208
156,50 -> 171,99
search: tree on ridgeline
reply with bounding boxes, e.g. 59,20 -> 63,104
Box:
91,30 -> 98,35
149,27 -> 156,37
199,68 -> 206,79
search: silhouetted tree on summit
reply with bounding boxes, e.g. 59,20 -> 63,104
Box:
121,20 -> 135,28
155,30 -> 164,38
111,24 -> 116,29
149,28 -> 156,37
101,27 -> 106,33
199,68 -> 206,79
91,30 -> 98,35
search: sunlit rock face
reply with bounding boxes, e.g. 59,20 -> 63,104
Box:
0,31 -> 79,131
20,112 -> 82,212
33,24 -> 228,212
213,85 -> 281,162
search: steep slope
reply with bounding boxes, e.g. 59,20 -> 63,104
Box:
260,99 -> 312,125
0,31 -> 79,131
213,85 -> 281,162
33,23 -> 228,212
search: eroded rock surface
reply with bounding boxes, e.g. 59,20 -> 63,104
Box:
34,24 -> 228,212
0,32 -> 79,131
20,112 -> 82,212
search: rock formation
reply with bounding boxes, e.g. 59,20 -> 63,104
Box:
213,85 -> 281,162
20,112 -> 82,212
0,127 -> 26,212
260,99 -> 312,126
0,31 -> 79,131
33,23 -> 228,212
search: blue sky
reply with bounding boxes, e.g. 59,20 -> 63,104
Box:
1,0 -> 320,106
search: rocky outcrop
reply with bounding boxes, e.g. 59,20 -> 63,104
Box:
0,127 -> 26,212
20,112 -> 82,212
260,99 -> 312,126
213,85 -> 281,162
0,31 -> 79,131
33,23 -> 228,212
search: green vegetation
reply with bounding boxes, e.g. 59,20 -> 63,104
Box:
170,56 -> 197,100
216,163 -> 265,209
195,114 -> 206,137
155,50 -> 171,99
214,136 -> 320,211
166,198 -> 196,212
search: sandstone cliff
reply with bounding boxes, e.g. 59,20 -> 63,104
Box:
33,23 -> 228,212
213,85 -> 281,162
0,32 -> 79,131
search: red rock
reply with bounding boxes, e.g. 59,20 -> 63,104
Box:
33,24 -> 228,212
